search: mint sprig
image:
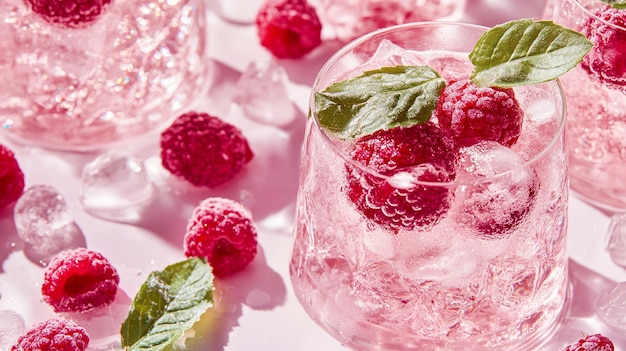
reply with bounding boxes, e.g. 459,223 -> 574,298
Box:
315,65 -> 445,140
121,258 -> 214,351
602,0 -> 626,9
469,19 -> 593,87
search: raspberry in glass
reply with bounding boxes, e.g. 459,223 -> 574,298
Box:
346,122 -> 457,233
24,0 -> 112,28
0,144 -> 25,210
564,333 -> 614,351
581,6 -> 626,91
435,78 -> 524,147
255,0 -> 322,59
184,197 -> 258,278
11,317 -> 89,351
160,112 -> 253,188
42,248 -> 119,313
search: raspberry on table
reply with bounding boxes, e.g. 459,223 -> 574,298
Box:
564,333 -> 614,351
24,0 -> 112,28
160,112 -> 253,188
11,317 -> 89,351
581,6 -> 626,92
0,144 -> 25,210
42,248 -> 119,313
184,197 -> 258,278
255,0 -> 322,59
346,122 -> 457,233
435,78 -> 524,147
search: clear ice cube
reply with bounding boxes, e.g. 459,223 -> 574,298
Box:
0,310 -> 25,350
80,150 -> 153,223
14,185 -> 74,245
23,222 -> 86,266
232,60 -> 296,127
596,281 -> 626,331
607,213 -> 626,268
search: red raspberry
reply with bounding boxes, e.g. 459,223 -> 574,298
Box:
581,6 -> 626,91
160,112 -> 253,188
256,0 -> 322,59
11,317 -> 89,351
184,197 -> 258,278
435,79 -> 523,147
346,123 -> 457,233
0,144 -> 25,210
24,0 -> 111,28
564,333 -> 614,351
42,248 -> 119,313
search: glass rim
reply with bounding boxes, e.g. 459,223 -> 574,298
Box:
309,21 -> 567,187
568,0 -> 626,31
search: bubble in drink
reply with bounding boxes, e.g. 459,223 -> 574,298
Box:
596,281 -> 626,331
14,185 -> 74,245
607,213 -> 626,268
80,150 -> 153,223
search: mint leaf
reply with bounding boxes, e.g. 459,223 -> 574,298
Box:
315,65 -> 445,139
602,0 -> 626,9
121,258 -> 214,351
469,19 -> 593,87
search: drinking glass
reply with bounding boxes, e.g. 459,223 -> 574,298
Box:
0,0 -> 209,151
543,0 -> 626,211
290,22 -> 569,351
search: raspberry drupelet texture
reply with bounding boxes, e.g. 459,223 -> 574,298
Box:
581,6 -> 626,91
160,112 -> 253,188
184,197 -> 258,278
435,79 -> 524,147
25,0 -> 112,28
346,122 -> 457,233
42,248 -> 119,313
11,317 -> 89,351
564,333 -> 614,351
0,144 -> 25,210
256,0 -> 322,59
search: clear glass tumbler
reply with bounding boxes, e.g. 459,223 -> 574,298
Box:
543,0 -> 626,211
0,0 -> 209,151
290,22 -> 569,351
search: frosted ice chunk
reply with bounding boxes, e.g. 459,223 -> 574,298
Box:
607,213 -> 626,268
14,185 -> 74,245
23,222 -> 86,266
453,141 -> 537,238
232,60 -> 296,127
596,281 -> 626,331
80,150 -> 153,223
0,310 -> 25,350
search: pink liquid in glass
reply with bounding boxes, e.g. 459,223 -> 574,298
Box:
290,22 -> 569,351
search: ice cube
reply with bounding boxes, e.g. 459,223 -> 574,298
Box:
14,185 -> 74,246
23,222 -> 86,266
596,281 -> 626,331
453,141 -> 538,238
232,60 -> 296,127
607,213 -> 626,268
0,310 -> 25,350
79,150 -> 153,223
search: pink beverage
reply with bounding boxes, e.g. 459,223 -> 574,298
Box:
543,0 -> 626,211
0,0 -> 209,150
290,22 -> 570,350
307,0 -> 466,42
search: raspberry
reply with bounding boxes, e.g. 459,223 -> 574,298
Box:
42,248 -> 119,313
564,333 -> 614,351
184,197 -> 258,278
11,317 -> 89,351
160,112 -> 253,188
0,144 -> 25,210
25,0 -> 111,28
435,79 -> 524,147
256,0 -> 322,59
581,6 -> 626,91
346,123 -> 457,233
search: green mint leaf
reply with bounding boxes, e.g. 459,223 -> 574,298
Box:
469,19 -> 593,87
315,65 -> 445,139
602,0 -> 626,9
121,258 -> 214,351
